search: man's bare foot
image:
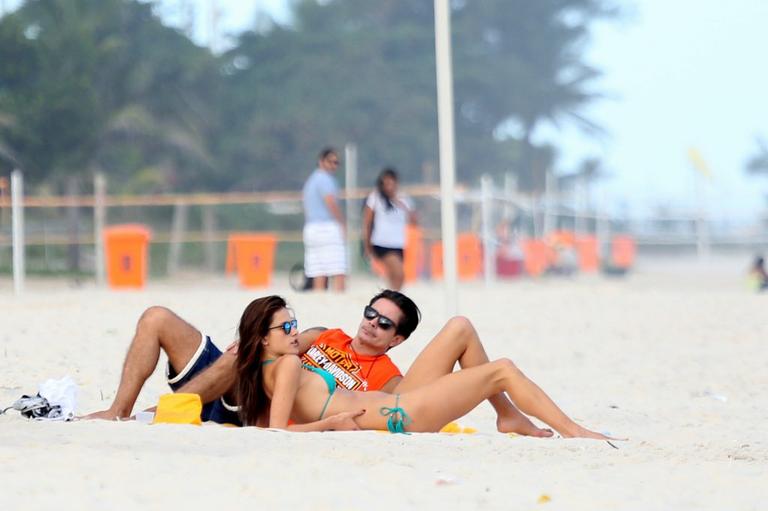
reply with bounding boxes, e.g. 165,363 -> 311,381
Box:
497,415 -> 554,437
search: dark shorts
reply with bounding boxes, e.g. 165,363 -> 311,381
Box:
166,335 -> 242,426
372,245 -> 404,260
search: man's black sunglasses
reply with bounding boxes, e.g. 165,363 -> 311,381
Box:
363,305 -> 396,331
269,319 -> 298,335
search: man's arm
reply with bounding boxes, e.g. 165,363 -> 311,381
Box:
297,327 -> 326,354
323,194 -> 345,226
176,351 -> 236,404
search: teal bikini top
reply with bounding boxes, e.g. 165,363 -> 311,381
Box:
262,358 -> 337,420
262,358 -> 337,395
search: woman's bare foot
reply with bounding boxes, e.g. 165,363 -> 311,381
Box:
497,415 -> 554,437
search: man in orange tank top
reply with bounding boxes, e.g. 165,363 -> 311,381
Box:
85,290 -> 549,436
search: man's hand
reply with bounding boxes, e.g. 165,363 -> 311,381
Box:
81,409 -> 125,421
323,410 -> 365,431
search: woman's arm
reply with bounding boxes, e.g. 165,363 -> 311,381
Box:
362,205 -> 375,257
267,355 -> 304,429
401,196 -> 418,226
407,208 -> 418,226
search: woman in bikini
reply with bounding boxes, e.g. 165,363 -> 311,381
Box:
236,295 -> 611,438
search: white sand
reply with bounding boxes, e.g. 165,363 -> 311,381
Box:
1,258 -> 766,510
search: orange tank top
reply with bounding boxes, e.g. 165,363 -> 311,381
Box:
301,329 -> 401,392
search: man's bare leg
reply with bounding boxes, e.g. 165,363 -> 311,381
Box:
83,306 -> 204,420
332,274 -> 346,292
394,316 -> 553,436
313,275 -> 328,291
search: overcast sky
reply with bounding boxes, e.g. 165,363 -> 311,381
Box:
4,0 -> 767,222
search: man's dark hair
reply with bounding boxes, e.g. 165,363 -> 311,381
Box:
318,147 -> 338,161
369,290 -> 421,339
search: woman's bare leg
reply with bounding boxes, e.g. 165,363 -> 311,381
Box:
381,252 -> 405,290
399,358 -> 608,438
395,317 -> 551,436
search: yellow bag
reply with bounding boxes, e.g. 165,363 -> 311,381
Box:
439,421 -> 477,434
152,393 -> 202,425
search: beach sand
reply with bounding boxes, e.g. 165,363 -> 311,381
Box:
1,257 -> 766,510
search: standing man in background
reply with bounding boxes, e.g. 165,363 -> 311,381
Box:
302,147 -> 347,291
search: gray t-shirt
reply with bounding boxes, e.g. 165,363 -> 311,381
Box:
302,169 -> 338,223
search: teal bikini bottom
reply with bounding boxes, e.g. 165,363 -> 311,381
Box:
379,394 -> 412,434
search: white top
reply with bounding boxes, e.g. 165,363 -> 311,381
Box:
365,191 -> 412,249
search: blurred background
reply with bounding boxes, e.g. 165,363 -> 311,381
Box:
1,0 -> 767,281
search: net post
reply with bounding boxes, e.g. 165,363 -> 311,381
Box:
11,169 -> 24,294
94,173 -> 107,285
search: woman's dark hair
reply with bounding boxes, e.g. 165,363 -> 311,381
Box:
235,295 -> 287,426
376,168 -> 399,211
369,289 -> 420,339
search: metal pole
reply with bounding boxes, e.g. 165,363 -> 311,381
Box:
344,143 -> 358,276
543,169 -> 555,235
434,0 -> 458,316
575,174 -> 588,234
11,169 -> 24,294
202,205 -> 217,272
94,173 -> 107,285
695,174 -> 710,261
503,172 -> 517,223
596,191 -> 610,264
167,201 -> 188,276
480,175 -> 495,288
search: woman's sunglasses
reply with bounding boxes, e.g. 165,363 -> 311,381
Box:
363,305 -> 396,331
269,319 -> 298,334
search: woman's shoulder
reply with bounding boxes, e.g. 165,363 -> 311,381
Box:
365,191 -> 380,208
271,354 -> 302,369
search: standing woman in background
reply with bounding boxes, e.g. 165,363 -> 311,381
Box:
362,168 -> 417,290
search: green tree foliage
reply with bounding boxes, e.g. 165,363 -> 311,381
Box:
220,0 -> 615,192
0,0 -> 219,191
0,0 -> 615,194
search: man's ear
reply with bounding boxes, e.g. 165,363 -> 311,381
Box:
388,334 -> 406,350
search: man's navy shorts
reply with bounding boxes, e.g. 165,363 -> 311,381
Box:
166,335 -> 242,426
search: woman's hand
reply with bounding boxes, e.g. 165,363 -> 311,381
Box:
363,243 -> 374,260
323,410 -> 365,431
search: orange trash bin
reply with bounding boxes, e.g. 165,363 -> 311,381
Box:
611,235 -> 636,269
104,224 -> 151,289
403,225 -> 424,283
522,239 -> 548,277
429,233 -> 483,281
227,233 -> 277,288
575,235 -> 600,273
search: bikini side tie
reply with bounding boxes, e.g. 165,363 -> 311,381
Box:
379,394 -> 412,434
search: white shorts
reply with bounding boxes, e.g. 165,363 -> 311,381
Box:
303,221 -> 347,277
